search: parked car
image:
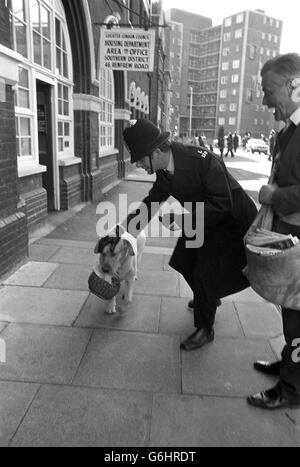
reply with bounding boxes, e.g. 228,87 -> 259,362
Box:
246,138 -> 269,155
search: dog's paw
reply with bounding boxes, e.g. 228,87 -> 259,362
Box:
105,306 -> 117,315
122,294 -> 133,307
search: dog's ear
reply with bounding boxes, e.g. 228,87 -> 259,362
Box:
124,240 -> 135,257
94,237 -> 110,254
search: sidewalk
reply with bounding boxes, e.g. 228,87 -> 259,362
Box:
0,158 -> 299,447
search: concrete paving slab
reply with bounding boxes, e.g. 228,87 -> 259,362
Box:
146,237 -> 178,249
0,324 -> 92,385
134,270 -> 179,297
0,286 -> 89,326
11,385 -> 152,447
36,238 -> 94,249
163,255 -> 172,271
140,253 -> 165,271
182,337 -> 276,397
270,335 -> 285,361
48,246 -> 95,266
215,302 -> 245,338
75,293 -> 161,333
159,297 -> 194,336
159,297 -> 246,338
0,381 -> 39,447
150,394 -> 300,447
74,329 -> 181,393
224,287 -> 265,303
179,276 -> 193,298
43,264 -> 91,291
3,262 -> 59,287
235,301 -> 282,338
28,243 -> 61,262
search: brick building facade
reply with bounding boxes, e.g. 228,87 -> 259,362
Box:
0,0 -> 168,278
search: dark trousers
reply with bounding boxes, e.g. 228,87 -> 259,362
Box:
273,218 -> 300,402
280,308 -> 300,402
225,149 -> 234,157
192,270 -> 217,330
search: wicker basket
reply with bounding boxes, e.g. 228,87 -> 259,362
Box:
244,205 -> 300,310
88,268 -> 121,301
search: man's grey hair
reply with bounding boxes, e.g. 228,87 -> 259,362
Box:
261,53 -> 300,79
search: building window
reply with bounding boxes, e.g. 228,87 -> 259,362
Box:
30,0 -> 52,69
10,0 -> 74,169
222,62 -> 229,71
235,29 -> 243,39
99,68 -> 115,152
5,0 -> 28,57
224,17 -> 232,27
220,90 -> 227,98
15,67 -> 34,159
230,103 -> 237,112
221,76 -> 228,85
232,74 -> 239,84
15,68 -> 30,109
57,83 -> 72,153
236,13 -> 244,24
249,45 -> 256,60
229,117 -> 236,126
232,89 -> 237,96
16,117 -> 33,157
219,104 -> 226,112
232,60 -> 240,69
218,118 -> 225,125
246,89 -> 254,103
55,18 -> 69,78
224,32 -> 231,42
223,48 -> 230,56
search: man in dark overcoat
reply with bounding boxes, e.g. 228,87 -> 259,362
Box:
123,120 -> 257,351
248,53 -> 300,410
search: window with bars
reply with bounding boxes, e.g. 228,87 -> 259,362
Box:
57,83 -> 71,153
15,68 -> 30,109
55,17 -> 69,78
16,117 -> 33,157
30,0 -> 51,69
5,0 -> 28,57
99,68 -> 114,151
15,67 -> 33,158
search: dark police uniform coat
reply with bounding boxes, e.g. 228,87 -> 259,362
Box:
129,142 -> 257,301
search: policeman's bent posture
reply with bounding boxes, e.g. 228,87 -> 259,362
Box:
123,119 -> 257,352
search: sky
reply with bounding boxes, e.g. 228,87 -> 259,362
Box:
161,0 -> 300,54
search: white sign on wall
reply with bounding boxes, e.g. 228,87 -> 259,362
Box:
100,28 -> 156,72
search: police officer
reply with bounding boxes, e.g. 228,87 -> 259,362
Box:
124,120 -> 257,351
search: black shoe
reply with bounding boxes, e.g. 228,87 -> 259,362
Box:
247,384 -> 300,410
180,328 -> 215,351
253,360 -> 281,376
188,299 -> 222,310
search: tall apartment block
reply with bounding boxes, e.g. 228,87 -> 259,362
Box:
165,9 -> 212,138
166,8 -> 283,142
217,10 -> 283,140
